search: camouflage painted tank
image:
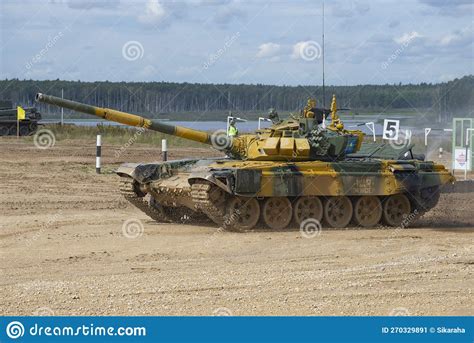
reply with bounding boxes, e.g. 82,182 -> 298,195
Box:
0,100 -> 42,136
35,93 -> 455,231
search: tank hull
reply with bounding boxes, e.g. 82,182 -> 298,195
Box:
116,157 -> 455,231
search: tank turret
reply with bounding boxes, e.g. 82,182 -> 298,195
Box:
35,93 -> 363,161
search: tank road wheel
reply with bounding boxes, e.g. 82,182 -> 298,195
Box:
19,126 -> 29,136
262,197 -> 292,230
0,126 -> 9,136
293,197 -> 323,225
324,196 -> 353,228
353,196 -> 382,228
29,122 -> 38,134
382,194 -> 411,227
223,197 -> 260,231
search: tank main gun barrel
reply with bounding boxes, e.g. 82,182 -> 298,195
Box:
35,93 -> 231,150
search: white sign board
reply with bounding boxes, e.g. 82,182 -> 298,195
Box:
382,119 -> 400,140
453,148 -> 472,170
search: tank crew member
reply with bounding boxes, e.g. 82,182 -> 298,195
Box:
268,108 -> 281,124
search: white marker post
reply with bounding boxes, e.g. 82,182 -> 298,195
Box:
365,122 -> 376,142
424,128 -> 431,158
405,129 -> 412,141
96,134 -> 101,174
258,117 -> 272,130
424,128 -> 431,146
162,139 -> 168,161
466,128 -> 474,181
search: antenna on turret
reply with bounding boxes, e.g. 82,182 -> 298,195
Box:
322,0 -> 325,108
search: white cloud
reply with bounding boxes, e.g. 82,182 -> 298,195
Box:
394,31 -> 422,45
66,0 -> 120,10
213,2 -> 246,28
256,43 -> 281,58
439,27 -> 473,46
138,0 -> 167,25
176,66 -> 201,76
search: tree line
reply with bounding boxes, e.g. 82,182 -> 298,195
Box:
0,75 -> 472,122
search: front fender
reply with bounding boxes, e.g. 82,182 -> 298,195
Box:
188,171 -> 234,194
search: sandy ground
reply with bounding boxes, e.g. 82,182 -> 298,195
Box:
0,138 -> 472,316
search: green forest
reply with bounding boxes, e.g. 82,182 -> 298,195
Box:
0,75 -> 472,122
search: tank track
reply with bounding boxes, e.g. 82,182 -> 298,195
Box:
119,177 -> 170,222
408,186 -> 441,221
190,181 -> 226,226
162,205 -> 210,224
120,177 -> 446,231
191,181 -> 250,232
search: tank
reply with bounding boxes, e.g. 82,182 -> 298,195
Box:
35,93 -> 455,231
0,100 -> 42,136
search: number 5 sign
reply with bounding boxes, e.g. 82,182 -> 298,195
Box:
383,119 -> 400,140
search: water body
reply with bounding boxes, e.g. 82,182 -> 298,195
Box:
40,115 -> 446,136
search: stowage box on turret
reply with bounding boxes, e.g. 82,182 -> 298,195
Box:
36,93 -> 455,231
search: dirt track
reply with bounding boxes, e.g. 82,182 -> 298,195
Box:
0,138 -> 473,316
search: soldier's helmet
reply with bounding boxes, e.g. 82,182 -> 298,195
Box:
268,108 -> 278,118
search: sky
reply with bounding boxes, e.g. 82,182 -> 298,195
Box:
0,0 -> 473,86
